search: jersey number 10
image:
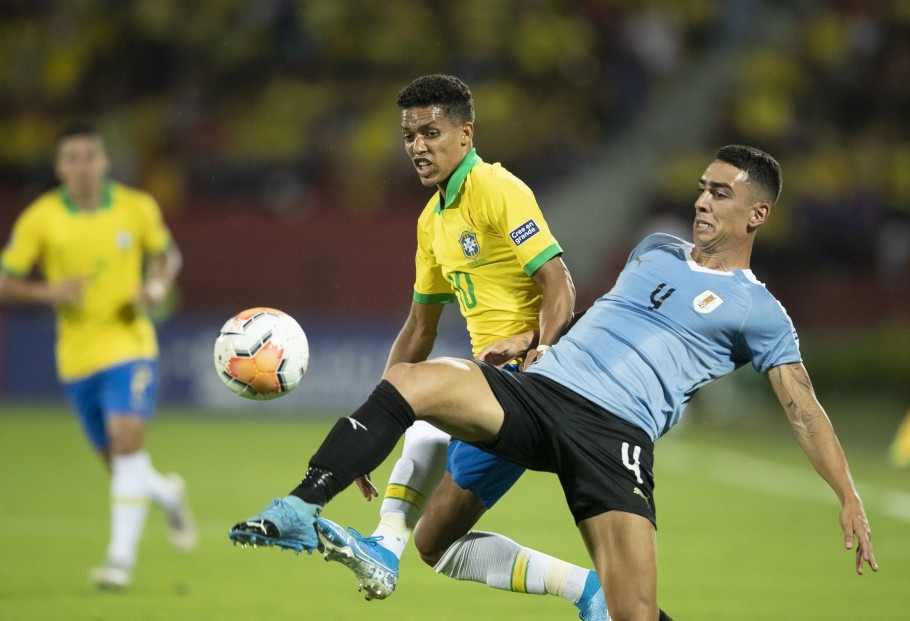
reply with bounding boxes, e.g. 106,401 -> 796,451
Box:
447,271 -> 477,311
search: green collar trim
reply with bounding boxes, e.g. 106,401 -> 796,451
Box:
435,149 -> 482,213
61,181 -> 113,213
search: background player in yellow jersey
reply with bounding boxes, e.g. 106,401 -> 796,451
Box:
890,408 -> 910,467
0,123 -> 196,590
230,75 -> 609,620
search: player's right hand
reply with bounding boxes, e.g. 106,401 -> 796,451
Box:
355,474 -> 379,501
840,498 -> 879,575
51,278 -> 83,305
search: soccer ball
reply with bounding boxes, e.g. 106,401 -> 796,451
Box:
213,307 -> 309,400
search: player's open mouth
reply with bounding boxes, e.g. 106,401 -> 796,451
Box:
414,158 -> 432,176
695,220 -> 713,231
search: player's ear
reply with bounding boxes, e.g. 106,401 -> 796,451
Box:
749,201 -> 771,228
461,121 -> 474,146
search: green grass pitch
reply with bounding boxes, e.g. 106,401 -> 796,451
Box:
1,392 -> 907,620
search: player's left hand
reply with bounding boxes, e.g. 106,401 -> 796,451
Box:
355,474 -> 379,501
139,279 -> 169,307
840,498 -> 878,575
478,332 -> 533,367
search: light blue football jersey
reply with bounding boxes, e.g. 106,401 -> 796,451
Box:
527,233 -> 802,440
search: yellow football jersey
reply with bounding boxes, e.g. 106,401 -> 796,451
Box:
1,181 -> 172,380
414,150 -> 562,355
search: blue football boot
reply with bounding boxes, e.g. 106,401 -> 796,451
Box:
576,570 -> 610,620
315,517 -> 400,600
229,496 -> 321,553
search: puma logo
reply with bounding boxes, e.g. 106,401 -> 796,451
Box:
633,486 -> 652,508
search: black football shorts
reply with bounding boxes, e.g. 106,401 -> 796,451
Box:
474,361 -> 657,526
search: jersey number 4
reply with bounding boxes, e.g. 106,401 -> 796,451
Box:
622,442 -> 644,484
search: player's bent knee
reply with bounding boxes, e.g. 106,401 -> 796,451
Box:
412,525 -> 447,567
384,358 -> 469,408
383,361 -> 413,382
383,363 -> 426,409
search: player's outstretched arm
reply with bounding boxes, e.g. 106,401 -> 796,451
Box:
0,271 -> 83,306
521,256 -> 574,370
385,301 -> 445,371
767,362 -> 879,575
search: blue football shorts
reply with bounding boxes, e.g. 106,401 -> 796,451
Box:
446,362 -> 525,508
63,359 -> 159,451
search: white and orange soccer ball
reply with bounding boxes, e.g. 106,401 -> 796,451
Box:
213,307 -> 309,400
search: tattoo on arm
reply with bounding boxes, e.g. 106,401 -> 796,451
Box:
772,365 -> 822,442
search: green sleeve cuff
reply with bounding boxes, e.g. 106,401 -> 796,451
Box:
523,243 -> 563,276
0,260 -> 27,277
413,291 -> 456,304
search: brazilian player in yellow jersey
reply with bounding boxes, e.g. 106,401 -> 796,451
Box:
413,149 -> 565,354
0,123 -> 196,590
229,76 -> 609,620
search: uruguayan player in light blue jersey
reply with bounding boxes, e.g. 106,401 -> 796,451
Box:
532,229 -> 803,442
228,146 -> 877,621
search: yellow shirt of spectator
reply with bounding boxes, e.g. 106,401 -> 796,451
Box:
414,150 -> 563,355
0,181 -> 171,381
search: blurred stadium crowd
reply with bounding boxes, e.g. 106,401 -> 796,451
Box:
0,0 -> 908,316
0,0 -> 718,213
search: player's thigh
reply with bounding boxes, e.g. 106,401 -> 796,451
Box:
63,374 -> 108,452
100,360 -> 158,455
446,439 -> 525,509
413,472 -> 487,564
578,511 -> 659,620
385,358 -> 504,443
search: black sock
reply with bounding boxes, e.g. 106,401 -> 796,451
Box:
290,380 -> 416,505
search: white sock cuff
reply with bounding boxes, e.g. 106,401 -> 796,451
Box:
433,531 -> 512,576
433,533 -> 464,575
111,451 -> 151,499
112,450 -> 151,470
379,422 -> 450,520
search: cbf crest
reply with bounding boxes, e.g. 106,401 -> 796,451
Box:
459,228 -> 480,260
116,230 -> 133,250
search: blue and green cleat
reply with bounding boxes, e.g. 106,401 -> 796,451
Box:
228,496 -> 321,553
315,517 -> 400,600
576,570 -> 610,620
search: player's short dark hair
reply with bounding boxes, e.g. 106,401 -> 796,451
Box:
397,75 -> 475,124
56,121 -> 101,147
715,145 -> 782,204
